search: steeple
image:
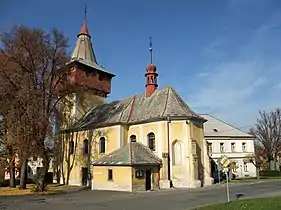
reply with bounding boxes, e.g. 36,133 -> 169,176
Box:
78,5 -> 89,37
69,6 -> 114,76
145,37 -> 158,97
65,6 -> 115,100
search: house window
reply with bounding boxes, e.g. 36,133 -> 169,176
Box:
69,140 -> 74,155
244,162 -> 248,172
231,143 -> 235,152
172,140 -> 182,165
83,139 -> 89,155
242,142 -> 246,152
108,169 -> 113,181
207,143 -> 212,154
220,143 -> 224,153
130,135 -> 137,142
99,137 -> 106,154
147,132 -> 155,151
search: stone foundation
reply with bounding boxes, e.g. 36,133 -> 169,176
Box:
92,182 -> 132,192
204,176 -> 214,186
159,180 -> 171,189
173,179 -> 201,188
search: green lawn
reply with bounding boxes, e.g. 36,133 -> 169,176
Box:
194,196 -> 281,210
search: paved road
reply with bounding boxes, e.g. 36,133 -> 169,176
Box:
1,181 -> 281,210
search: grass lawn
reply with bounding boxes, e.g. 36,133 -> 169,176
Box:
194,196 -> 281,210
0,184 -> 79,197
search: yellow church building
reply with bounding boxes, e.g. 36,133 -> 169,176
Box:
61,17 -> 214,192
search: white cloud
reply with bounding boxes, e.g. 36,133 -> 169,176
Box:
186,13 -> 281,130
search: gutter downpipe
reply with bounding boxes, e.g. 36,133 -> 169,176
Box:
167,117 -> 173,188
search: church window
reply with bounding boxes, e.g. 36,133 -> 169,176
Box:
172,140 -> 182,165
147,132 -> 155,151
83,139 -> 89,155
99,137 -> 106,154
69,140 -> 74,155
130,135 -> 137,142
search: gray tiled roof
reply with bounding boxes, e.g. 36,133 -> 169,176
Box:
67,32 -> 115,76
92,142 -> 162,166
68,86 -> 205,132
200,114 -> 254,138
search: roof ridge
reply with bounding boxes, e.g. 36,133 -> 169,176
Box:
169,88 -> 192,116
127,95 -> 137,122
161,87 -> 170,117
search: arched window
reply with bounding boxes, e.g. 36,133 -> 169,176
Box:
99,137 -> 106,154
147,132 -> 155,151
69,140 -> 74,155
83,139 -> 89,155
172,140 -> 182,166
130,135 -> 137,142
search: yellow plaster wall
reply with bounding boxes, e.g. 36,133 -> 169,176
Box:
170,121 -> 187,180
93,166 -> 132,186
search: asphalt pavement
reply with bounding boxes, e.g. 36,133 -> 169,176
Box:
1,180 -> 281,210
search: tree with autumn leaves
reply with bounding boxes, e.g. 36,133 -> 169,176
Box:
0,25 -> 80,191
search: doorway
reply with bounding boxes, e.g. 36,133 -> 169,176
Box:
145,170 -> 151,191
81,167 -> 88,186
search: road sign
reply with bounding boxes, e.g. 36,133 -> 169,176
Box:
222,167 -> 229,174
220,156 -> 230,167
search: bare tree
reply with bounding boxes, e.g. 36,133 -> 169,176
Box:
250,109 -> 281,170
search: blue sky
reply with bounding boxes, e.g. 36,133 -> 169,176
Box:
1,0 -> 281,130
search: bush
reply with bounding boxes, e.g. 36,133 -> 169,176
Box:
260,170 -> 281,177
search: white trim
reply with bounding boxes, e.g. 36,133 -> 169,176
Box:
168,121 -> 173,178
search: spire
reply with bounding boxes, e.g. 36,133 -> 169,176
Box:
79,5 -> 90,37
68,6 -> 115,76
145,36 -> 158,97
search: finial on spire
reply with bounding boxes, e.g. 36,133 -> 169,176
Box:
149,36 -> 153,64
84,4 -> 88,21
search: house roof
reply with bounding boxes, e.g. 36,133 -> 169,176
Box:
200,114 -> 254,138
92,142 -> 162,166
67,86 -> 205,132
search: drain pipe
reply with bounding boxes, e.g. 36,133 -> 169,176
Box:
167,117 -> 173,188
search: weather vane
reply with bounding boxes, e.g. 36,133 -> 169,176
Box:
149,36 -> 153,64
84,4 -> 88,21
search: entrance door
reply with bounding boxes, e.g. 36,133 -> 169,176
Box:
81,167 -> 88,186
145,170 -> 151,191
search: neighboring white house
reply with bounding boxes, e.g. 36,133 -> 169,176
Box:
201,114 -> 256,180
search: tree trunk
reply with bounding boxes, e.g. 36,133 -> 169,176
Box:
19,159 -> 27,189
256,167 -> 260,180
9,159 -> 16,188
37,154 -> 49,192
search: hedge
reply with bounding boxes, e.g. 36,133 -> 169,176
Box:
259,170 -> 281,177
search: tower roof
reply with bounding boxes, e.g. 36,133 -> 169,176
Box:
67,19 -> 115,76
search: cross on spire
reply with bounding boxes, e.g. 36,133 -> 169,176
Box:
84,4 -> 88,21
149,36 -> 153,64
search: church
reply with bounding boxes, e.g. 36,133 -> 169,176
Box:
61,16 -> 214,192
